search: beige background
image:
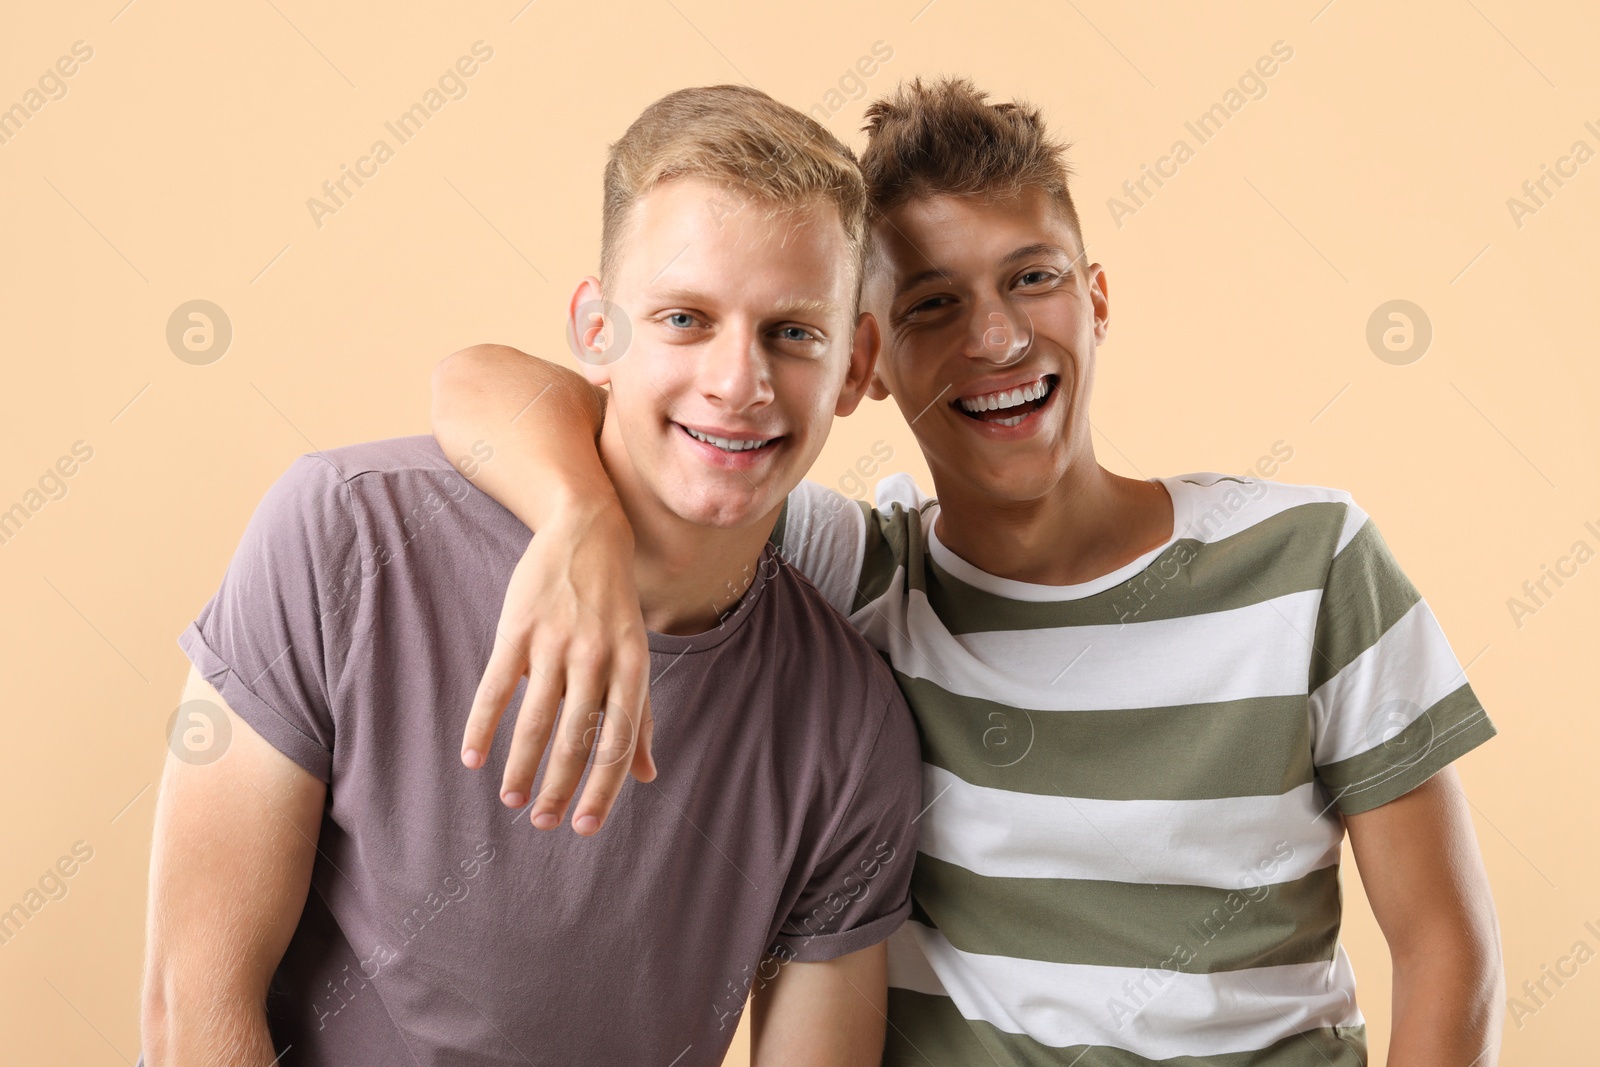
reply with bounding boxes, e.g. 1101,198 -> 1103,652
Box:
2,0 -> 1596,1063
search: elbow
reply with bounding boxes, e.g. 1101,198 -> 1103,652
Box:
435,341 -> 511,375
431,343 -> 504,436
139,959 -> 176,1065
432,342 -> 504,401
1477,902 -> 1508,1009
1393,907 -> 1506,1027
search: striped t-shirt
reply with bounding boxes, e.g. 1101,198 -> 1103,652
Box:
773,471 -> 1495,1066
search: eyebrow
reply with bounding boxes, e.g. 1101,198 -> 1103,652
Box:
999,242 -> 1073,268
892,267 -> 955,297
647,288 -> 842,318
893,243 -> 1075,298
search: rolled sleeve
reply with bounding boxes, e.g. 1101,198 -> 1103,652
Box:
769,686 -> 923,963
177,452 -> 369,782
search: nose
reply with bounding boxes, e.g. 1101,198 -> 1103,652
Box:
698,320 -> 774,411
963,292 -> 1032,367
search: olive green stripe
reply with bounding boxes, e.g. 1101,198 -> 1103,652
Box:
853,499 -> 920,612
900,673 -> 1314,801
1318,684 -> 1496,816
1308,519 -> 1422,691
922,501 -> 1347,635
911,857 -> 1342,973
885,989 -> 1368,1067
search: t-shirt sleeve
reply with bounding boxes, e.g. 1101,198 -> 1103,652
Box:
774,473 -> 934,618
771,480 -> 870,617
1308,500 -> 1496,816
176,453 -> 368,782
767,685 -> 923,964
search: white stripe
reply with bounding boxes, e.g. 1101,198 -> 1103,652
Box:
916,476 -> 1357,605
916,764 -> 1341,890
889,923 -> 1363,1060
780,480 -> 869,619
874,470 -> 930,512
861,589 -> 1322,713
1310,599 -> 1471,766
1175,475 -> 1354,547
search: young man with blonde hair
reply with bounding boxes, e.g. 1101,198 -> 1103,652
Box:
140,85 -> 922,1066
433,78 -> 1504,1065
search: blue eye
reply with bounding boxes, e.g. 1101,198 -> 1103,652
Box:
666,312 -> 696,329
1019,270 -> 1055,287
777,326 -> 814,342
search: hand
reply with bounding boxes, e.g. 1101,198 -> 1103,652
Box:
460,501 -> 654,835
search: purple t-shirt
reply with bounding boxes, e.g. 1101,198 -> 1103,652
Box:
166,436 -> 921,1066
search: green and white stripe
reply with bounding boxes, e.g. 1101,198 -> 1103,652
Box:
778,472 -> 1494,1065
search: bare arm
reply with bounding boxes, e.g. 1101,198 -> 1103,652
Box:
141,668 -> 325,1065
431,343 -> 653,836
1345,766 -> 1504,1066
749,943 -> 888,1067
431,342 -> 611,531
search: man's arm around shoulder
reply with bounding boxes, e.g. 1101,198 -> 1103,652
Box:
141,667 -> 325,1065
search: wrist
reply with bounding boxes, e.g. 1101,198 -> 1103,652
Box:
547,488 -> 633,545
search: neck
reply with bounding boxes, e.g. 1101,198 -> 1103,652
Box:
929,452 -> 1174,587
599,421 -> 780,637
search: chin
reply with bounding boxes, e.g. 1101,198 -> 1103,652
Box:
664,486 -> 784,531
955,453 -> 1068,505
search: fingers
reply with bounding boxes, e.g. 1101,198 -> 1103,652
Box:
461,634 -> 535,770
528,669 -> 607,831
630,691 -> 656,784
498,661 -> 565,810
570,656 -> 651,834
566,700 -> 637,836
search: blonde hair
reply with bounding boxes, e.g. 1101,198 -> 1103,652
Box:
861,77 -> 1083,246
600,85 -> 867,293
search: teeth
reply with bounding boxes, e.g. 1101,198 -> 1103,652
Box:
993,414 -> 1025,427
685,427 -> 773,452
958,377 -> 1052,414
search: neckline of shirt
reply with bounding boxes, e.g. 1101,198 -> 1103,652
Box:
645,542 -> 778,654
923,475 -> 1197,603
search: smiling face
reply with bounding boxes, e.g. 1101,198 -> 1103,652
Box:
578,176 -> 875,532
864,186 -> 1108,509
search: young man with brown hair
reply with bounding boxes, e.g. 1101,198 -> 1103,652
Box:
140,85 -> 923,1066
432,78 -> 1505,1065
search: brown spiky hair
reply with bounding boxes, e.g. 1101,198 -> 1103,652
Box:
860,77 -> 1082,247
600,85 -> 868,294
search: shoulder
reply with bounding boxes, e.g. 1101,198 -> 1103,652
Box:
1168,472 -> 1366,554
303,434 -> 461,485
763,564 -> 923,822
293,435 -> 489,518
778,474 -> 937,618
765,559 -> 905,717
257,438 -> 522,587
871,472 -> 936,529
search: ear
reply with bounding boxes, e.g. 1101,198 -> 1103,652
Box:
568,276 -> 620,386
1087,262 -> 1110,345
834,312 -> 881,417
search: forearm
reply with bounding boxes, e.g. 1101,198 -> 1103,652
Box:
431,343 -> 615,530
1387,937 -> 1504,1066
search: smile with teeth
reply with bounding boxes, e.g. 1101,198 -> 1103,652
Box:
681,425 -> 777,452
954,376 -> 1056,427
